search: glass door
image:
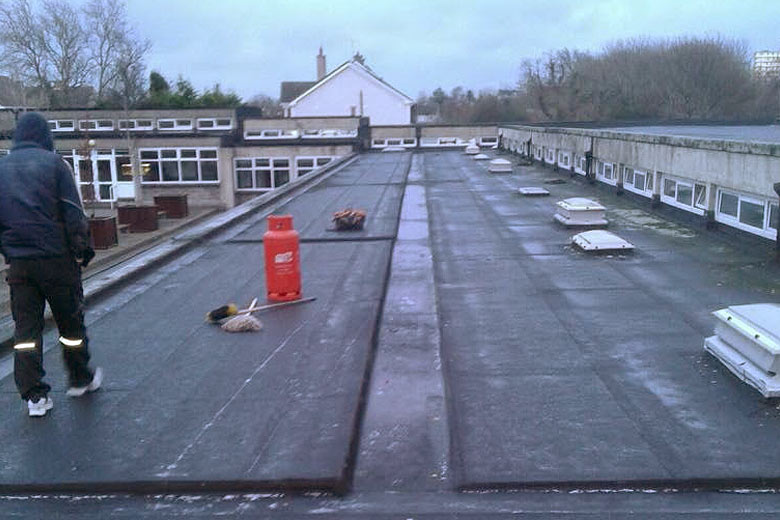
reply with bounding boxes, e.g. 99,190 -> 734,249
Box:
76,153 -> 96,203
96,157 -> 114,201
114,149 -> 134,199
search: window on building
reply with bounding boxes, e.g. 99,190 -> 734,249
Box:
661,176 -> 705,211
197,118 -> 233,130
139,148 -> 218,183
718,191 -> 739,218
601,162 -> 614,180
114,149 -> 132,182
739,199 -> 765,229
157,119 -> 193,131
694,184 -> 707,209
632,170 -> 643,190
624,167 -> 634,186
769,203 -> 778,232
49,120 -> 75,132
676,183 -> 693,206
234,157 -> 291,190
295,156 -> 333,176
664,178 -> 676,198
119,119 -> 154,131
717,189 -> 777,238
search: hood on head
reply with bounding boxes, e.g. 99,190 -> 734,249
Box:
13,112 -> 54,151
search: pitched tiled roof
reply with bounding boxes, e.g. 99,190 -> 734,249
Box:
280,81 -> 316,103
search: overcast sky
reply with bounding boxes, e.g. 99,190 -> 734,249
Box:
125,0 -> 780,101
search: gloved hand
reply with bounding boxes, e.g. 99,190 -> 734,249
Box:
80,247 -> 96,268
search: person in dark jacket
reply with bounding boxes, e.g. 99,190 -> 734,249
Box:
0,112 -> 102,417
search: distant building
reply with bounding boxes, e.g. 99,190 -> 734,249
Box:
753,51 -> 780,79
281,49 -> 415,125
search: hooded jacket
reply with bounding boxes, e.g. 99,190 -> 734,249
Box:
0,112 -> 89,260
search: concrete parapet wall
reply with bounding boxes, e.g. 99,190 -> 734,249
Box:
500,125 -> 780,198
420,124 -> 498,140
500,124 -> 780,241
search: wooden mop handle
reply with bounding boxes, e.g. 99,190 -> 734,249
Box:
237,296 -> 317,315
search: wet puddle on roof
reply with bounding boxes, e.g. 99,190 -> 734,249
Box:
610,209 -> 696,238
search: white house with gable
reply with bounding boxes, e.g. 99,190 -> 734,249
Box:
284,54 -> 415,126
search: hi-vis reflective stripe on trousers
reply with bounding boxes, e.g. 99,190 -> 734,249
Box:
59,337 -> 84,347
13,342 -> 37,350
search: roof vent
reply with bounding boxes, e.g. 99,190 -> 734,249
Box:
704,303 -> 780,397
473,153 -> 489,160
464,144 -> 480,155
572,230 -> 634,252
517,186 -> 550,196
554,197 -> 608,227
488,158 -> 512,173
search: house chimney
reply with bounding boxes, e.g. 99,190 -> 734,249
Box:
317,47 -> 326,80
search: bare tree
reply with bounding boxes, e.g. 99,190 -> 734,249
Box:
42,0 -> 91,106
84,0 -> 146,104
0,0 -> 51,97
0,0 -> 150,108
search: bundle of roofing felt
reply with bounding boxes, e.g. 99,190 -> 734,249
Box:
332,209 -> 367,230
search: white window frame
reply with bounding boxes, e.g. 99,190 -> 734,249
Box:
419,137 -> 462,147
660,175 -> 705,215
291,128 -> 357,139
295,156 -> 335,177
118,119 -> 154,131
535,146 -> 543,160
596,161 -> 617,185
197,117 -> 233,131
769,202 -> 779,233
715,188 -> 777,239
138,147 -> 219,184
546,149 -> 554,163
479,136 -> 498,146
623,167 -> 653,198
372,137 -> 416,149
573,154 -> 585,175
557,151 -> 570,168
49,119 -> 75,132
77,119 -> 114,132
157,118 -> 193,131
234,156 -> 291,191
243,129 -> 299,140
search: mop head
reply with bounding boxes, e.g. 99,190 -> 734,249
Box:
332,209 -> 366,231
221,314 -> 263,333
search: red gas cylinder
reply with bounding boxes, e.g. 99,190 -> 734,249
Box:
263,215 -> 302,302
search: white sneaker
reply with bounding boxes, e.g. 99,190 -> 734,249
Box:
66,367 -> 103,397
28,397 -> 53,417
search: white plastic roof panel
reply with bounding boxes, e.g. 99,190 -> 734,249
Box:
704,303 -> 780,397
558,197 -> 605,211
572,230 -> 634,251
488,158 -> 512,173
517,187 -> 550,196
554,197 -> 608,227
473,153 -> 490,160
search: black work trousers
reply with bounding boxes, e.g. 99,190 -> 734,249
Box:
7,256 -> 92,401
